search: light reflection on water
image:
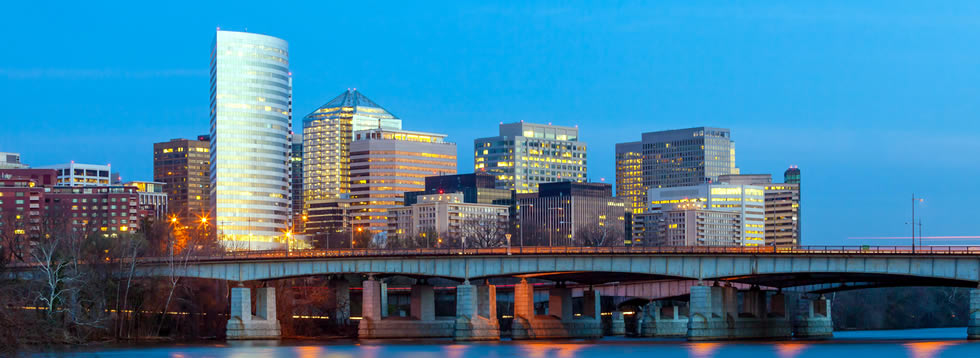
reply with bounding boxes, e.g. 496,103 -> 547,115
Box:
32,328 -> 980,358
904,341 -> 957,358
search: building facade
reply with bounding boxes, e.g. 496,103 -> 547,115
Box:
348,129 -> 457,233
302,89 -> 402,207
474,122 -> 587,194
517,182 -> 626,247
210,30 -> 293,250
647,183 -> 765,246
387,192 -> 509,248
650,202 -> 742,247
616,127 -> 738,211
123,181 -> 168,219
291,139 -> 304,232
403,172 -> 513,206
153,136 -> 211,224
0,172 -> 48,238
718,170 -> 802,248
0,152 -> 28,169
305,196 -> 353,248
38,162 -> 112,187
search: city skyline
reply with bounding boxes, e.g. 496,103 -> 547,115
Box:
2,2 -> 978,246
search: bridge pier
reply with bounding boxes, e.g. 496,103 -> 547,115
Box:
639,301 -> 688,337
970,289 -> 980,340
687,284 -> 791,340
358,277 -> 454,339
511,279 -> 602,339
606,311 -> 625,336
793,294 -> 833,338
226,286 -> 282,339
454,280 -> 500,340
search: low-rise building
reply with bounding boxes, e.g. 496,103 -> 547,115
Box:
387,192 -> 509,248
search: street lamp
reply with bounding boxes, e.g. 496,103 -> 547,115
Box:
909,194 -> 924,253
505,233 -> 512,255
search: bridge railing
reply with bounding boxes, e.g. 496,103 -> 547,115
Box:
146,245 -> 980,264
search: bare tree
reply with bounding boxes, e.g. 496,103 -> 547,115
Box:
575,222 -> 623,247
460,216 -> 507,248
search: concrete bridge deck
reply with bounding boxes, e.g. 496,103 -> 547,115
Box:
112,245 -> 980,289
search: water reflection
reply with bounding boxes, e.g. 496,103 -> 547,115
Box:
904,342 -> 957,358
444,344 -> 471,358
520,342 -> 589,358
686,342 -> 721,358
774,343 -> 808,358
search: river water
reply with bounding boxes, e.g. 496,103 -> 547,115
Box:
34,327 -> 979,358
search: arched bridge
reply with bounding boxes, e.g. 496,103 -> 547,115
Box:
124,246 -> 980,289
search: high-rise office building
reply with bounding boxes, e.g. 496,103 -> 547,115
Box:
647,202 -> 743,247
210,30 -> 292,250
291,139 -> 304,231
153,136 -> 211,225
403,172 -> 513,206
784,166 -> 801,184
348,128 -> 457,233
718,171 -> 802,248
617,127 -> 738,243
517,182 -> 627,247
646,183 -> 765,246
474,122 -> 587,194
38,162 -> 112,187
614,141 -> 644,216
0,152 -> 28,169
302,90 -> 402,206
616,127 -> 738,211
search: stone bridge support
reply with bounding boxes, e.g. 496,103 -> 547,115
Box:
639,301 -> 688,337
511,279 -> 602,339
359,277 -> 454,339
226,286 -> 281,339
454,280 -> 500,340
793,295 -> 833,338
970,289 -> 980,340
687,283 -> 791,340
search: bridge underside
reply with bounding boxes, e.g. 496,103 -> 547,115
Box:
720,272 -> 977,292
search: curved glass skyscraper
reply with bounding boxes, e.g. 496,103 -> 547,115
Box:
210,30 -> 292,250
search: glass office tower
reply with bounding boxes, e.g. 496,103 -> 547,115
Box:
302,90 -> 401,205
210,30 -> 292,250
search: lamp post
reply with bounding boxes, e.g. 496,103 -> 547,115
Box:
505,233 -> 512,255
910,194 -> 924,253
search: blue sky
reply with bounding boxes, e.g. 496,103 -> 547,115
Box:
2,1 -> 978,245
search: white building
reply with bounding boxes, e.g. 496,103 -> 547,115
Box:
38,162 -> 112,187
210,30 -> 293,250
647,183 -> 765,246
388,193 -> 509,247
474,122 -> 587,194
0,152 -> 28,169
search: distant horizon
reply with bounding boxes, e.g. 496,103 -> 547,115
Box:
2,2 -> 978,246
